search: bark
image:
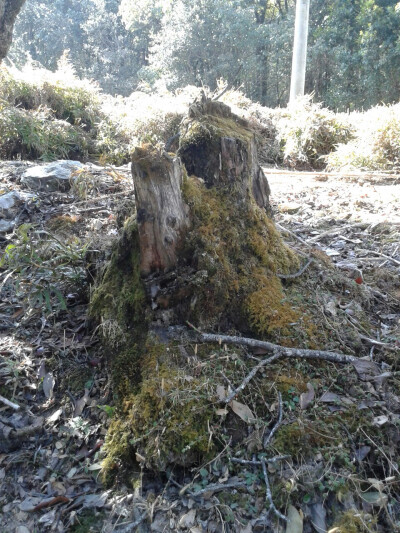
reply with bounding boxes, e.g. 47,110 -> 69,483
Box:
131,149 -> 190,275
178,93 -> 271,212
0,0 -> 26,62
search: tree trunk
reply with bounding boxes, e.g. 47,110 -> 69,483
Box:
0,0 -> 26,62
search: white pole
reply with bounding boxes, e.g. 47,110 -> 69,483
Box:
289,0 -> 310,103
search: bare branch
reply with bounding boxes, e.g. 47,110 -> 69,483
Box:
261,458 -> 287,522
225,353 -> 281,403
263,392 -> 283,448
199,333 -> 359,364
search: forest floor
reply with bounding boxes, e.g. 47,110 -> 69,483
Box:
0,162 -> 399,533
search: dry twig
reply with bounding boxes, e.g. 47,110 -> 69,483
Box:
0,394 -> 20,411
263,392 -> 283,449
224,353 -> 281,403
260,458 -> 287,522
230,455 -> 290,466
199,333 -> 358,364
189,481 -> 248,498
277,258 -> 313,280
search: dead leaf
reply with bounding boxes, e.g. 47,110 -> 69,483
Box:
360,491 -> 388,507
354,446 -> 371,462
319,392 -> 341,403
373,415 -> 388,426
37,361 -> 46,380
216,385 -> 226,402
310,503 -> 326,533
286,505 -> 303,533
215,408 -> 228,416
19,496 -> 41,511
229,400 -> 256,423
87,463 -> 102,471
73,388 -> 90,417
43,372 -> 55,399
352,358 -> 381,381
300,383 -> 315,410
368,478 -> 385,491
47,408 -> 62,423
67,466 -> 77,478
80,492 -> 109,508
179,509 -> 196,529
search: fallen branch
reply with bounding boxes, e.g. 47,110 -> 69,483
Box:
230,455 -> 290,466
275,222 -> 310,247
189,481 -> 248,498
0,394 -> 20,411
116,510 -> 148,533
358,249 -> 400,267
198,333 -> 359,364
225,353 -> 281,403
261,458 -> 287,522
32,496 -> 70,512
308,222 -> 368,243
263,392 -> 283,449
359,334 -> 398,351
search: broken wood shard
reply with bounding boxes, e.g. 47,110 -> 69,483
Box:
132,148 -> 190,275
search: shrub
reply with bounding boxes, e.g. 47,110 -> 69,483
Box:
327,104 -> 400,171
0,103 -> 89,160
275,96 -> 354,169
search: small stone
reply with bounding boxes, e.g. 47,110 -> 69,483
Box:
15,527 -> 30,533
21,161 -> 84,192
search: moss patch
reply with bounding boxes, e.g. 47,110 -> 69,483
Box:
181,175 -> 302,336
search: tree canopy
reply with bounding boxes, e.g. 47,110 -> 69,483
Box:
8,0 -> 400,109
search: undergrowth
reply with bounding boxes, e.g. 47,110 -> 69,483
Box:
2,63 -> 400,170
0,222 -> 88,315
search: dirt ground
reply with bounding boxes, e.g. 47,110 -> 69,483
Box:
0,163 -> 399,533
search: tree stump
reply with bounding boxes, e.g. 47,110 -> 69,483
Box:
92,93 -> 300,474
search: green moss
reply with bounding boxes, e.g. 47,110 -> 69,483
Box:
89,216 -> 148,400
181,175 -> 301,335
332,510 -> 377,533
102,341 -> 216,477
90,216 -> 145,331
274,420 -> 341,459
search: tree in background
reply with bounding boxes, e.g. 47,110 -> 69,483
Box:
8,0 -> 400,110
0,0 -> 26,61
8,0 -> 139,95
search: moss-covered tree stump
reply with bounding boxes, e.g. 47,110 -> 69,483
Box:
91,93 -> 301,480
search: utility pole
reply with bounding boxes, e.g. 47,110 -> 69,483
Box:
289,0 -> 310,103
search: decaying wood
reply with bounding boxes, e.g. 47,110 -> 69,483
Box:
178,92 -> 271,212
132,149 -> 190,275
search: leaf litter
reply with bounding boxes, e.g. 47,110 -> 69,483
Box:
0,161 -> 399,531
